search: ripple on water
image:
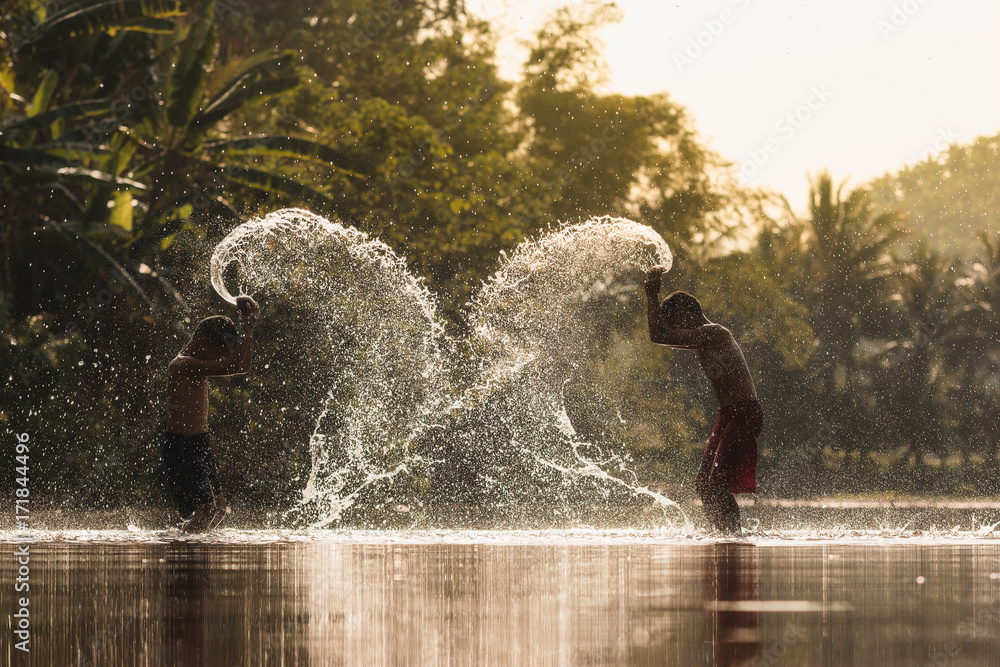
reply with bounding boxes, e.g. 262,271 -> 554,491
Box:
2,524 -> 998,545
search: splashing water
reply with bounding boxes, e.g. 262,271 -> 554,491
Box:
212,210 -> 683,527
211,209 -> 445,526
447,217 -> 680,524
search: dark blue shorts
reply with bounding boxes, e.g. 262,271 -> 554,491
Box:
162,431 -> 221,518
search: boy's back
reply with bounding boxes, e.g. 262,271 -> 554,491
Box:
687,323 -> 758,408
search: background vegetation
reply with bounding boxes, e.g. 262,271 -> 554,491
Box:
2,0 -> 998,518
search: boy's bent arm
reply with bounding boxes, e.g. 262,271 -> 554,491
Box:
171,333 -> 252,377
653,325 -> 719,348
230,295 -> 259,375
234,330 -> 254,374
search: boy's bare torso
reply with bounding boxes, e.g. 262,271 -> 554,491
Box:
165,360 -> 210,436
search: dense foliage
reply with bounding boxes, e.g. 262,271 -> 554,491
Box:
2,0 -> 998,520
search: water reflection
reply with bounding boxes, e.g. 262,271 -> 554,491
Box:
1,536 -> 998,665
705,543 -> 760,666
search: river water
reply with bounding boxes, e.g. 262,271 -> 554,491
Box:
3,528 -> 1000,666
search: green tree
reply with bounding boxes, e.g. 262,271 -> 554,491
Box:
942,233 -> 1000,469
869,132 -> 1000,258
876,240 -> 967,467
219,0 -> 543,314
0,0 -> 370,510
750,173 -> 906,473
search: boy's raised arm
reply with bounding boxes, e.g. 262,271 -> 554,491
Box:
171,332 -> 252,377
644,265 -> 715,349
233,296 -> 259,374
645,266 -> 670,344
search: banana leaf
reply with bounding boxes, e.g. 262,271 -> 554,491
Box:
26,70 -> 59,117
0,145 -> 71,168
201,136 -> 369,178
48,222 -> 155,314
217,164 -> 341,211
121,16 -> 177,33
31,142 -> 113,160
17,182 -> 88,214
167,16 -> 217,128
101,132 -> 137,178
109,189 -> 135,231
17,0 -> 185,51
53,166 -> 147,191
1,100 -> 114,134
189,53 -> 298,132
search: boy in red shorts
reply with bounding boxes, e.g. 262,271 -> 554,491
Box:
644,266 -> 763,534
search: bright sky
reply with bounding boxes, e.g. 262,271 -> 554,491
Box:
470,0 -> 1000,211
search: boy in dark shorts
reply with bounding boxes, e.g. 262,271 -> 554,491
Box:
163,296 -> 259,532
644,266 -> 762,535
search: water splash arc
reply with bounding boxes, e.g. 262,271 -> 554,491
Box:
210,209 -> 445,527
210,210 -> 682,527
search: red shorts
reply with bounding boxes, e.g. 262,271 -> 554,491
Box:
696,400 -> 763,494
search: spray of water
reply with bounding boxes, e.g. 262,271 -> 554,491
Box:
446,217 -> 681,524
211,210 -> 684,527
211,209 -> 444,526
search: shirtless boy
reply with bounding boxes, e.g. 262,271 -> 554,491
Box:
644,266 -> 762,535
163,296 -> 259,533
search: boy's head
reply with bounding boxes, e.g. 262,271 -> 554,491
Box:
187,316 -> 238,358
660,291 -> 704,328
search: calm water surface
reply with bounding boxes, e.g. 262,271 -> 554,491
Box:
2,531 -> 1000,666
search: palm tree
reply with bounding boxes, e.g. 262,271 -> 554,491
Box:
780,173 -> 907,464
941,233 -> 1000,465
878,239 -> 967,466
